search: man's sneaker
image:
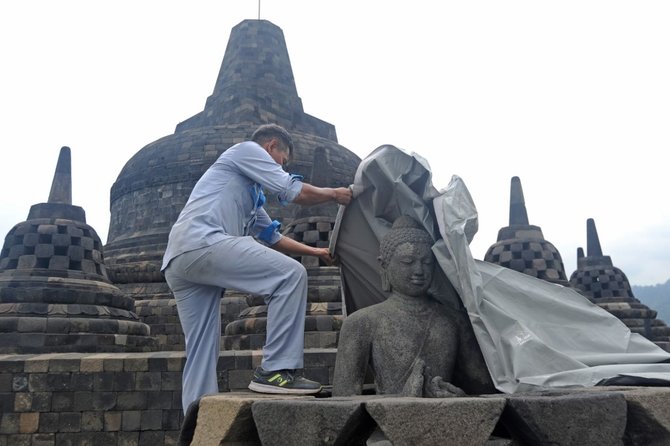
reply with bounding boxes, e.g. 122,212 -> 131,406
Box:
248,367 -> 322,395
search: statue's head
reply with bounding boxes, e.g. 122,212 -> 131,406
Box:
378,216 -> 435,297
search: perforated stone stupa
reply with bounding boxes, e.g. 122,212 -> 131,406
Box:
103,19 -> 360,349
0,147 -> 157,353
570,218 -> 670,351
484,176 -> 569,285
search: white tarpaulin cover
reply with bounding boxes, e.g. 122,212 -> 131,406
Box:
333,144 -> 670,393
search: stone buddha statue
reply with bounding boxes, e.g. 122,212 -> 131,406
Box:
333,216 -> 494,397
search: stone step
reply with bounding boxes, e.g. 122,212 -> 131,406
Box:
224,315 -> 343,335
222,330 -> 339,350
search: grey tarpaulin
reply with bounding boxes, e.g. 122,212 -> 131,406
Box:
332,144 -> 670,393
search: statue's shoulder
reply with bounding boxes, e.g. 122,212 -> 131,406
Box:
342,302 -> 385,327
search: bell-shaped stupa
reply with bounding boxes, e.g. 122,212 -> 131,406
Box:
0,147 -> 157,353
103,19 -> 360,348
569,219 -> 670,350
484,176 -> 569,285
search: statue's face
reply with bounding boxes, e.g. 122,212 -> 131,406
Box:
386,241 -> 434,297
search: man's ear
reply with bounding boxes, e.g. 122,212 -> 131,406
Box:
268,137 -> 281,151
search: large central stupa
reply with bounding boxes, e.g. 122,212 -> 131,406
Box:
103,19 -> 361,347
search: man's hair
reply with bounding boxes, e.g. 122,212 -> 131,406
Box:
251,124 -> 294,155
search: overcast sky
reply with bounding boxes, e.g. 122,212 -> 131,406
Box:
1,1 -> 669,286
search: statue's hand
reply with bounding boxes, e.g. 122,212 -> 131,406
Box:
425,376 -> 466,398
401,359 -> 426,397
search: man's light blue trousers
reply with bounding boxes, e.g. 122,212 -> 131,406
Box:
164,235 -> 308,413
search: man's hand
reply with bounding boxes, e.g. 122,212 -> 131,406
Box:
333,187 -> 353,205
314,247 -> 338,266
293,184 -> 353,206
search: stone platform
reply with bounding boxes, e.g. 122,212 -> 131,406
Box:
188,387 -> 670,446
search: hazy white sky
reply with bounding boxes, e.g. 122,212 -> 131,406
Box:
1,1 -> 669,286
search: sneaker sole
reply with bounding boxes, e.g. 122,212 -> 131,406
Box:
248,381 -> 322,395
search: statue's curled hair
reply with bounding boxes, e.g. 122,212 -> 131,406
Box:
379,216 -> 434,267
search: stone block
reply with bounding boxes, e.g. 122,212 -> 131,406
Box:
45,373 -> 73,392
14,393 -> 32,412
302,230 -> 320,244
81,411 -> 104,432
12,375 -> 28,392
501,392 -> 627,445
162,409 -> 183,431
253,397 -> 375,446
116,392 -> 147,411
0,374 -> 12,392
48,256 -> 69,270
74,391 -> 116,411
146,391 -> 173,410
148,357 -> 167,372
114,371 -> 136,391
234,352 -> 254,370
71,373 -> 94,391
93,372 -> 116,391
17,256 -> 37,269
0,392 -> 13,414
190,393 -> 308,446
140,410 -> 163,431
104,411 -> 122,432
164,430 -> 180,446
118,431 -> 139,446
0,413 -> 19,434
122,410 -> 142,431
18,412 -> 39,434
31,433 -> 55,446
22,233 -> 38,246
81,259 -> 97,274
365,397 -> 506,446
24,359 -> 50,373
30,393 -> 51,412
103,358 -> 125,372
58,412 -> 81,433
621,387 -> 670,446
49,359 -> 80,373
161,371 -> 182,391
58,432 -> 116,445
304,349 -> 337,368
302,256 -> 319,267
38,412 -> 59,433
136,372 -> 162,391
228,369 -> 254,390
139,430 -> 164,444
51,392 -> 75,411
67,245 -> 84,261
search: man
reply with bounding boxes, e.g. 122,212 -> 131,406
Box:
162,124 -> 352,413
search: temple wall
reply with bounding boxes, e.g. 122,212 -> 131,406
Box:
0,350 -> 337,445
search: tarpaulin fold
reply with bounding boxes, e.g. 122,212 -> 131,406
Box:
333,144 -> 670,393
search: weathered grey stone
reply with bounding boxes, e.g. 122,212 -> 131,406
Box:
501,392 -> 627,445
365,397 -> 507,446
252,398 -> 375,446
0,148 -> 158,353
190,392 -> 308,446
333,217 -> 493,397
620,387 -> 670,446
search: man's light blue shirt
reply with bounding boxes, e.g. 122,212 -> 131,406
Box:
161,141 -> 303,271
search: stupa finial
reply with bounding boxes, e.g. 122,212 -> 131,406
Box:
509,176 -> 529,225
586,218 -> 604,257
47,146 -> 72,204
